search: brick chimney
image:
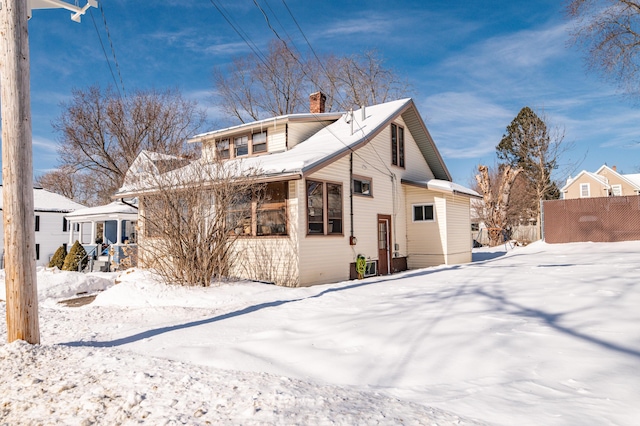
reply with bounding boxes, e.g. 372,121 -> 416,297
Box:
613,165 -> 617,172
309,92 -> 326,114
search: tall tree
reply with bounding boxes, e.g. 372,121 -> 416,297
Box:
36,85 -> 206,206
496,107 -> 562,227
567,0 -> 640,96
213,40 -> 410,123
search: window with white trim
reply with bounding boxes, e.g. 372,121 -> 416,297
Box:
391,123 -> 405,167
611,184 -> 622,196
413,204 -> 435,222
580,183 -> 590,198
234,135 -> 249,157
252,131 -> 267,154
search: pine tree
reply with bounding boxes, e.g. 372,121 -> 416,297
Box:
48,245 -> 67,269
62,240 -> 88,272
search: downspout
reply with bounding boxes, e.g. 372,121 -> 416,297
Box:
349,153 -> 355,242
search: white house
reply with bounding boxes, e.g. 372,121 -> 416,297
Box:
116,95 -> 480,286
0,186 -> 85,267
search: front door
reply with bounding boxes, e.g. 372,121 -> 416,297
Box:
377,214 -> 392,275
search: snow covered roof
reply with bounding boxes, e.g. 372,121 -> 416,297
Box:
401,178 -> 481,198
65,200 -> 138,220
188,112 -> 344,143
623,173 -> 640,187
116,98 -> 452,197
0,186 -> 85,213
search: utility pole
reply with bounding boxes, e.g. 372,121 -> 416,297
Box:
1,0 -> 40,344
0,0 -> 96,344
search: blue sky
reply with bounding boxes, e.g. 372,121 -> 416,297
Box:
20,0 -> 640,186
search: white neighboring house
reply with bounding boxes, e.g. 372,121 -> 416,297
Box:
0,185 -> 85,267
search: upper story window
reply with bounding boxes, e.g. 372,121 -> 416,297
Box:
307,180 -> 343,235
391,123 -> 405,168
353,176 -> 372,196
580,183 -> 590,198
216,131 -> 268,160
217,139 -> 230,159
252,131 -> 267,154
35,215 -> 40,232
234,135 -> 249,157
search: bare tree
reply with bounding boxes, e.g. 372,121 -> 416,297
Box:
132,157 -> 267,286
38,85 -> 206,206
213,41 -> 410,123
475,164 -> 523,246
567,0 -> 640,96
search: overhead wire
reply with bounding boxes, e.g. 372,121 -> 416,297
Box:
98,3 -> 126,97
209,0 -> 395,179
89,8 -> 122,98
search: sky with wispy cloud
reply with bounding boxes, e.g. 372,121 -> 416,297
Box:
16,0 -> 640,184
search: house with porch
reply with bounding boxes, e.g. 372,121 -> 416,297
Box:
0,185 -> 85,267
116,95 -> 479,286
64,200 -> 138,271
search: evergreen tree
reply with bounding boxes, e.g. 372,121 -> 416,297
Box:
48,245 -> 67,269
62,241 -> 88,272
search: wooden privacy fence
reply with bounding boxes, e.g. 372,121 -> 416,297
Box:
543,196 -> 640,244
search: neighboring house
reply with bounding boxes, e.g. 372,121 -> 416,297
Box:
116,94 -> 480,286
561,165 -> 640,199
0,185 -> 85,267
65,200 -> 139,271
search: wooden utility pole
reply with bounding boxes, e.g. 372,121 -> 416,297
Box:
0,0 -> 40,343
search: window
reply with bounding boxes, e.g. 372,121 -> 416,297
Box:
234,135 -> 249,157
306,180 -> 343,235
35,215 -> 40,232
580,183 -> 590,198
63,218 -> 68,232
36,244 -> 40,261
252,131 -> 267,154
227,182 -> 288,237
353,176 -> 372,196
391,123 -> 405,167
413,204 -> 435,222
611,184 -> 622,196
217,138 -> 230,159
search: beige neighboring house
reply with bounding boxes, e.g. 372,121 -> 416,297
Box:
561,165 -> 640,199
116,95 -> 479,286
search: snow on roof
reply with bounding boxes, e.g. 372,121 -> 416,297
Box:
65,200 -> 138,219
402,178 -> 481,198
188,112 -> 344,142
622,173 -> 640,187
0,186 -> 85,212
117,99 -> 415,196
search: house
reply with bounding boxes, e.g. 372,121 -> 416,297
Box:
561,165 -> 640,199
64,200 -> 139,271
116,95 -> 480,286
0,185 -> 85,267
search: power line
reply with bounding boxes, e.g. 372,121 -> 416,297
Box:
89,9 -> 121,97
99,3 -> 126,97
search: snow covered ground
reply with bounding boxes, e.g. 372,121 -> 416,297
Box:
1,240 -> 639,425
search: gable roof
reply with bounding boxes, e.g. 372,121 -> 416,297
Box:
595,164 -> 640,190
116,98 -> 452,197
0,185 -> 85,213
561,170 -> 609,192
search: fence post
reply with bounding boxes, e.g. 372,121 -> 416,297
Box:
540,199 -> 545,241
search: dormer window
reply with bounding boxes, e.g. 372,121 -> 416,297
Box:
252,131 -> 267,153
217,139 -> 230,159
234,136 -> 249,157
